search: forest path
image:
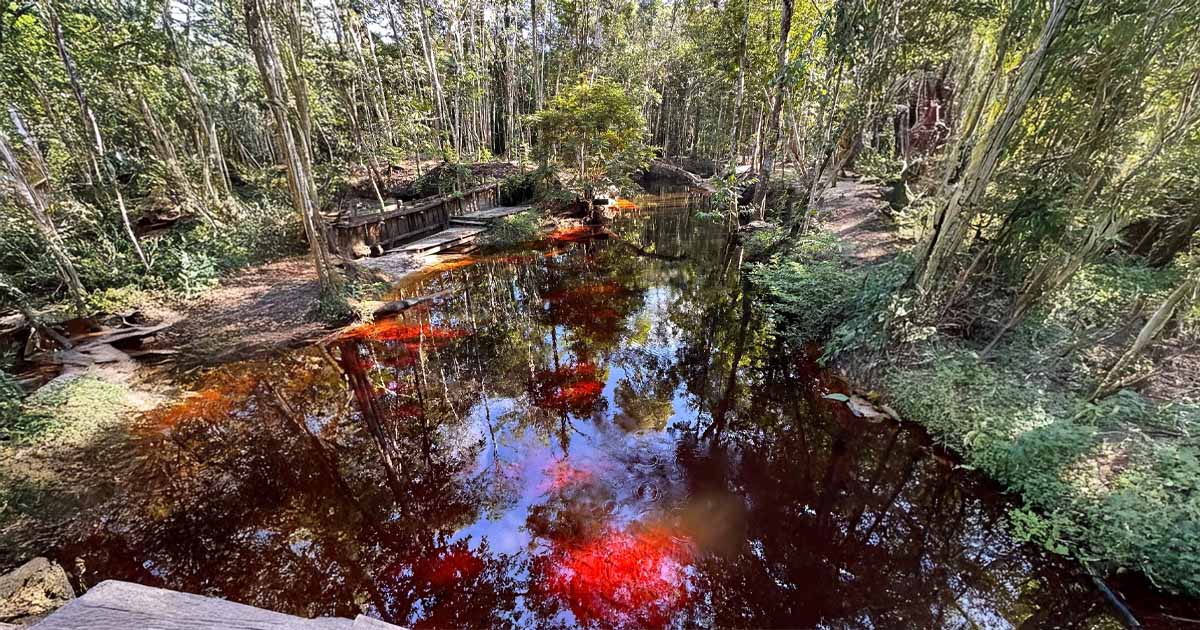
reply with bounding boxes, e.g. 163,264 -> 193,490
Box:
817,178 -> 905,265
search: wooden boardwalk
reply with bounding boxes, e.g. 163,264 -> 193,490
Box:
33,581 -> 404,630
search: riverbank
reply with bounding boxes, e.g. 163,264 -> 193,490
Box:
751,178 -> 1200,610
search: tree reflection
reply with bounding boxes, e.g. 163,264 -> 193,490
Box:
54,206 -> 1125,629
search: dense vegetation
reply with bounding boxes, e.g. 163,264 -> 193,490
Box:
1,0 -> 1199,604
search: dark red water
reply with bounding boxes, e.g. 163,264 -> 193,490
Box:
49,199 -> 1183,627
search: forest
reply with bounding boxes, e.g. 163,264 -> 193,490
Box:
1,0 -> 1199,627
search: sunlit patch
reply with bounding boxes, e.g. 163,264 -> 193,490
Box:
542,525 -> 693,628
342,319 -> 470,344
548,226 -> 599,243
528,363 -> 605,415
422,256 -> 479,274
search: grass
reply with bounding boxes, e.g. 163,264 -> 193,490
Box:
4,374 -> 134,444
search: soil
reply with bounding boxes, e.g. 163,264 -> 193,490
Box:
817,178 -> 906,264
146,258 -> 335,370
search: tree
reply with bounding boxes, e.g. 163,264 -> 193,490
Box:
528,76 -> 652,200
243,0 -> 341,296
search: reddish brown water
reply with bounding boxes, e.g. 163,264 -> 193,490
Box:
48,200 -> 1182,627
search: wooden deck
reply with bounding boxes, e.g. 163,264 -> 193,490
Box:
394,226 -> 487,255
449,205 -> 531,226
331,182 -> 504,258
33,581 -> 404,630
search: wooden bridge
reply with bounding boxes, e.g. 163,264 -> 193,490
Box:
331,181 -> 509,258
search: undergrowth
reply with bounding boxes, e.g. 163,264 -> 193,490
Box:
481,210 -> 544,249
751,237 -> 1200,596
749,232 -> 863,345
886,348 -> 1200,594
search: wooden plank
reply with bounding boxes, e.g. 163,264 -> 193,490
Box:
394,226 -> 487,254
35,581 -> 354,630
454,205 -> 530,221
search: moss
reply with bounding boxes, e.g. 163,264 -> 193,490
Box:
13,375 -> 134,444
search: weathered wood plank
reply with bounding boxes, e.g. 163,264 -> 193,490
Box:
394,226 -> 487,254
454,205 -> 530,221
35,581 -> 354,630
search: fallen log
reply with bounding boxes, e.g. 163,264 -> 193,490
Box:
372,289 -> 453,318
643,159 -> 716,193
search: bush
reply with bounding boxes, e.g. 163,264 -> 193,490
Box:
749,232 -> 863,345
481,211 -> 544,249
885,348 -> 1200,595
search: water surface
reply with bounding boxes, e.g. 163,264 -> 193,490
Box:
55,197 -> 1139,628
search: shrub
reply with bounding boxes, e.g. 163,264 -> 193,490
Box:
749,233 -> 863,345
481,211 -> 544,249
885,348 -> 1200,595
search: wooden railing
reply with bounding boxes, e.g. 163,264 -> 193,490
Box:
330,181 -> 503,257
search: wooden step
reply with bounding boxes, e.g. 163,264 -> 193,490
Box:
448,217 -> 490,227
453,205 -> 531,222
393,226 -> 487,255
33,581 -> 356,630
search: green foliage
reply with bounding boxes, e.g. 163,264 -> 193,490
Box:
855,149 -> 903,182
528,77 -> 653,197
85,286 -> 153,314
750,232 -> 863,345
481,211 -> 544,249
824,258 -> 913,361
885,349 -> 1200,594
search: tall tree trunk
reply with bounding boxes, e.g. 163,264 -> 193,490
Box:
749,0 -> 795,220
910,0 -> 1079,298
243,0 -> 341,294
0,130 -> 86,307
728,0 -> 750,173
43,0 -> 149,271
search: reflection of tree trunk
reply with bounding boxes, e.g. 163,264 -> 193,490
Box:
846,426 -> 901,533
336,342 -> 407,498
858,450 -> 920,545
706,280 -> 753,442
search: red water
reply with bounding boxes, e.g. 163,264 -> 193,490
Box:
46,202 -> 1195,628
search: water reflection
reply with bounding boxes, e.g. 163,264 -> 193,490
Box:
55,200 -> 1134,628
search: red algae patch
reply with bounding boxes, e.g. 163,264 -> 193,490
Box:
140,373 -> 259,432
547,226 -> 599,243
419,546 -> 486,586
542,525 -> 694,628
342,319 -> 470,344
528,363 -> 605,415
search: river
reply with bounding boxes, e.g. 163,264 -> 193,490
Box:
50,194 -> 1176,628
